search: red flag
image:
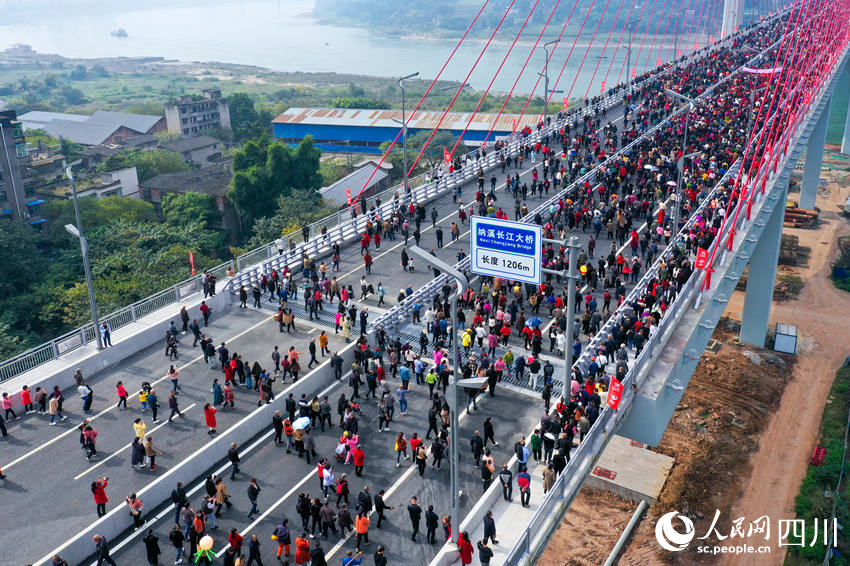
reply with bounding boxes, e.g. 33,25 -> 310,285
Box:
189,251 -> 196,276
695,247 -> 709,269
562,97 -> 569,110
444,148 -> 451,163
346,188 -> 353,206
608,377 -> 624,410
511,118 -> 517,133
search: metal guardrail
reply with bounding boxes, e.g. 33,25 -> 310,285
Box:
0,10 -> 773,385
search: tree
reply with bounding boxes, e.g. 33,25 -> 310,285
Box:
161,192 -> 218,229
91,64 -> 109,78
408,130 -> 468,169
332,97 -> 388,109
0,220 -> 48,292
249,191 -> 337,247
227,136 -> 323,226
41,195 -> 158,243
69,64 -> 88,80
0,322 -> 27,360
60,85 -> 87,105
102,149 -> 189,182
228,92 -> 274,142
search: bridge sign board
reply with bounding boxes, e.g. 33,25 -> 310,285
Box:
470,216 -> 542,285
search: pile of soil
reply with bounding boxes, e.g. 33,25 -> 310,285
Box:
538,328 -> 795,566
735,264 -> 803,300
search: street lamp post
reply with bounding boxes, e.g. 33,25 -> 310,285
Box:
560,237 -> 581,400
407,246 -> 468,545
623,18 -> 642,95
397,72 -> 419,196
664,89 -> 697,234
65,166 -> 103,350
538,40 -> 560,127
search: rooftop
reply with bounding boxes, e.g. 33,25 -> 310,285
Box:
162,135 -> 220,154
139,160 -> 233,197
42,119 -> 121,146
89,110 -> 163,134
18,110 -> 89,130
272,107 -> 540,133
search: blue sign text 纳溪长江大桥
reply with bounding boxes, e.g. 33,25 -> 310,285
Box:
474,224 -> 536,255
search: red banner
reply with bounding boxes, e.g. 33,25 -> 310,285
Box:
608,377 -> 624,410
189,251 -> 195,276
695,247 -> 709,269
346,188 -> 353,206
562,97 -> 569,110
511,118 -> 517,133
444,148 -> 451,163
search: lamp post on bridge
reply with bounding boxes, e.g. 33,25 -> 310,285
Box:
407,245 -> 468,545
664,89 -> 698,234
542,236 -> 581,400
395,72 -> 419,197
65,166 -> 103,351
538,39 -> 560,127
623,17 -> 642,95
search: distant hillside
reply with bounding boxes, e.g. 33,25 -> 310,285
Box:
313,0 -> 726,38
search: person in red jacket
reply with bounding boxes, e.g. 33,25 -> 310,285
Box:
351,445 -> 365,477
228,528 -> 244,557
458,531 -> 474,565
20,385 -> 33,414
204,403 -> 217,435
91,476 -> 109,517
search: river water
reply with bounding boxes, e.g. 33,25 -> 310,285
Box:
1,0 -> 690,97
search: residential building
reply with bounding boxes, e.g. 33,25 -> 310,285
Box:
28,140 -> 67,196
320,159 -> 392,206
161,135 -> 222,166
18,110 -> 165,146
0,110 -> 40,224
78,166 -> 140,199
138,160 -> 241,243
271,107 -> 538,153
164,89 -> 231,137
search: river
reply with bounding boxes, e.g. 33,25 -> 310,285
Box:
1,0 -> 691,97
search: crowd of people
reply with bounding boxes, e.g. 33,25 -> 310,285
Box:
6,14 -> 800,566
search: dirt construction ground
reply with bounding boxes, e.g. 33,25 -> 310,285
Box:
538,157 -> 850,566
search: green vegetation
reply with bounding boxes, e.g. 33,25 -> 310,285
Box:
228,135 -> 322,226
0,196 -> 225,353
248,191 -> 339,248
786,367 -> 850,564
101,149 -> 189,182
332,97 -> 388,109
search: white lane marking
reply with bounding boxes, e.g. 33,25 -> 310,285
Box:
2,312 -> 274,472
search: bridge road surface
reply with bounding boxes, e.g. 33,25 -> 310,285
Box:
0,309 -> 350,565
93,101 -> 652,563
6,97 -> 640,564
103,371 -> 543,566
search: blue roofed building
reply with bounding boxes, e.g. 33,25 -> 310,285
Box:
272,107 -> 540,154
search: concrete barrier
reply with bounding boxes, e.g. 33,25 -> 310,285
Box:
35,337 -> 360,566
0,284 -> 234,407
